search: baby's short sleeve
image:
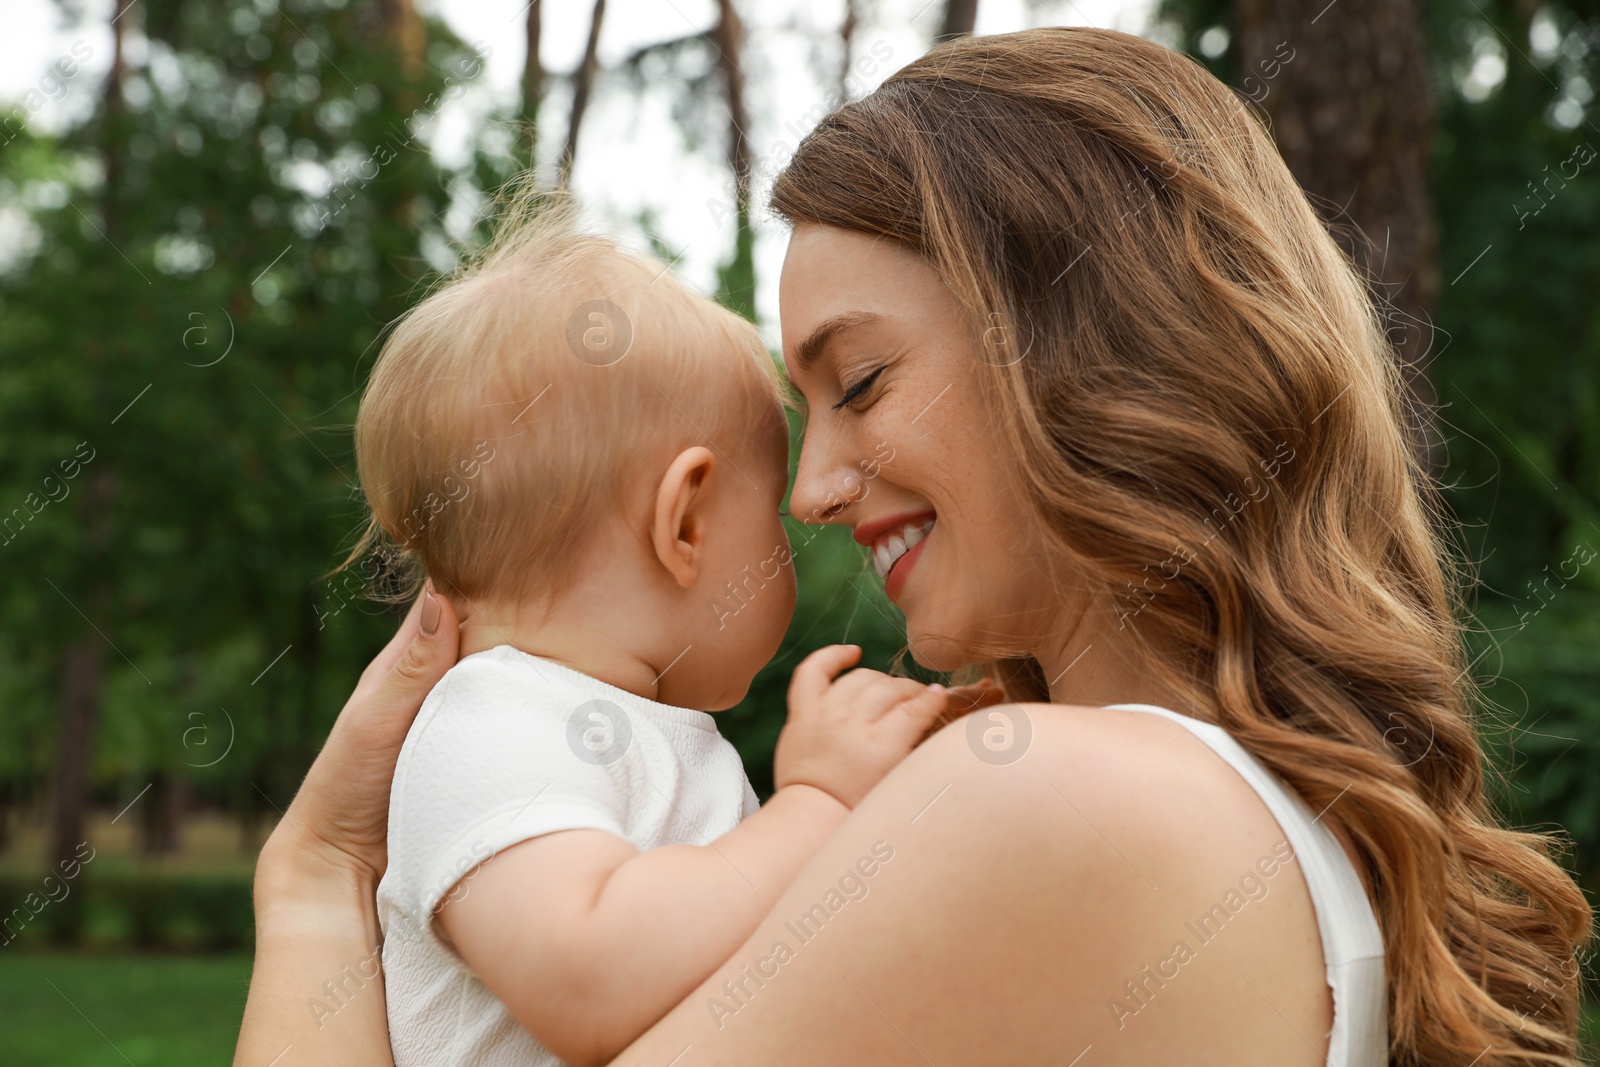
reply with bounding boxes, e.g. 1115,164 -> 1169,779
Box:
379,646 -> 753,1067
383,652 -> 641,931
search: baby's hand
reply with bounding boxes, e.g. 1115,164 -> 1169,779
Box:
773,645 -> 954,808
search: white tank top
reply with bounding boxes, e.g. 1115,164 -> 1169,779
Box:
1105,703 -> 1388,1066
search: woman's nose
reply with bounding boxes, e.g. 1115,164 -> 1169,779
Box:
789,426 -> 866,525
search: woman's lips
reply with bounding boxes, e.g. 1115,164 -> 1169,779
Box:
852,509 -> 937,549
853,509 -> 937,602
884,527 -> 930,602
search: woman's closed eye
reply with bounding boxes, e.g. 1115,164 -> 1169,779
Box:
832,366 -> 885,410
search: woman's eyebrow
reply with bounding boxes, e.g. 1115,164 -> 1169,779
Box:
795,311 -> 883,372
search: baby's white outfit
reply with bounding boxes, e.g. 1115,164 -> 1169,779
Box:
378,645 -> 757,1067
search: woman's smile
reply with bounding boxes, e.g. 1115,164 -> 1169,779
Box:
852,510 -> 937,600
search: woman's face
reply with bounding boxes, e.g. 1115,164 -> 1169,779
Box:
780,224 -> 1066,672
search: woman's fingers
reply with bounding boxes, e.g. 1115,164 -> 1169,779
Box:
344,585 -> 457,751
353,583 -> 441,697
289,583 -> 461,880
348,582 -> 459,738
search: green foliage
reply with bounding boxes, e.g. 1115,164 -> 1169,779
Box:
1425,0 -> 1600,890
0,0 -> 483,818
0,871 -> 254,952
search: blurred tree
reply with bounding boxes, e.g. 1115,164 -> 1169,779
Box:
937,0 -> 980,42
712,0 -> 756,320
1235,0 -> 1440,465
613,1 -> 757,320
374,0 -> 426,73
0,0 -> 483,882
560,0 -> 608,185
839,0 -> 862,97
521,0 -> 543,170
47,0 -> 131,884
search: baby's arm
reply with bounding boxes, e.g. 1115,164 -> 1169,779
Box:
437,788 -> 843,1066
437,645 -> 950,1067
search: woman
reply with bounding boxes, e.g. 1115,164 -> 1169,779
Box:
236,27 -> 1591,1067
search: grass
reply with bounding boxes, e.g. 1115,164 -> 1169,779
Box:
0,952 -> 251,1067
0,949 -> 1593,1065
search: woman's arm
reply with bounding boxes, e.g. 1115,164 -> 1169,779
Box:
608,704 -> 1336,1066
234,586 -> 460,1067
237,844 -> 391,1067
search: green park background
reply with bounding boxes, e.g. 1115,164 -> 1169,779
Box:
1,0 -> 1597,1062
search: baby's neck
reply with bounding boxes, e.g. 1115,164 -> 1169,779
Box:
458,600 -> 671,704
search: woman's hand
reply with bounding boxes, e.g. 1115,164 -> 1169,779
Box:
259,583 -> 460,892
237,584 -> 459,1067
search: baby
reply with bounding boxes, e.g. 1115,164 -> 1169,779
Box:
357,203 -> 960,1067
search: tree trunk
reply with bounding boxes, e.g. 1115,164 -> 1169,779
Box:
373,0 -> 425,75
239,799 -> 267,854
139,774 -> 188,856
937,0 -> 979,42
521,0 -> 543,170
1234,0 -> 1439,467
712,0 -> 756,320
560,0 -> 608,185
48,0 -> 129,886
101,0 -> 128,216
839,0 -> 859,98
50,640 -> 104,877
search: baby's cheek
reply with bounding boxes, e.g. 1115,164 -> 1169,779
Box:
780,568 -> 798,622
762,567 -> 798,648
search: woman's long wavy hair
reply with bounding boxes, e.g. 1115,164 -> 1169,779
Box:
770,26 -> 1591,1066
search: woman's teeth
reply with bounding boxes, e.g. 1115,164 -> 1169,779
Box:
872,519 -> 935,580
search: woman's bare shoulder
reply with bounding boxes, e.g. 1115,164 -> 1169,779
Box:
901,701 -> 1284,846
613,703 -> 1333,1065
847,700 -> 1287,908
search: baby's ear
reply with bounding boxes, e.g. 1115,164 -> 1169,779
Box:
650,446 -> 716,588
